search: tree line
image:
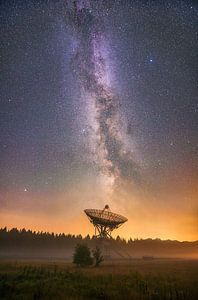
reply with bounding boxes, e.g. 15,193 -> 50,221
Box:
0,227 -> 197,258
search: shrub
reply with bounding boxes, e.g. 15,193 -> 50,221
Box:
92,246 -> 104,267
73,244 -> 93,267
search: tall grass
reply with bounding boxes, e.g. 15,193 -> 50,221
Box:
0,263 -> 197,299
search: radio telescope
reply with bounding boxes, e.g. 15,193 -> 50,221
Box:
84,205 -> 127,238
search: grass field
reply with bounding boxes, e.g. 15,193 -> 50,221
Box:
0,259 -> 198,299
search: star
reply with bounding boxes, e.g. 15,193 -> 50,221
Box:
0,0 -> 197,241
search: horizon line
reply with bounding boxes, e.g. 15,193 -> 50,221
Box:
1,226 -> 198,243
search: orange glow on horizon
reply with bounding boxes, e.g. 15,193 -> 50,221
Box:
1,166 -> 197,243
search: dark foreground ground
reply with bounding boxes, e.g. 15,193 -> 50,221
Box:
0,258 -> 198,300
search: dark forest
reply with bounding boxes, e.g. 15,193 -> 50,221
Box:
1,228 -> 197,259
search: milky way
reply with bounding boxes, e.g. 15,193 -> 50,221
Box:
0,0 -> 197,240
66,1 -> 139,196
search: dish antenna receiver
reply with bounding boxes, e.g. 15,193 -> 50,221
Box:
84,205 -> 128,238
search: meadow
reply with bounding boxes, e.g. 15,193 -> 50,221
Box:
0,259 -> 197,300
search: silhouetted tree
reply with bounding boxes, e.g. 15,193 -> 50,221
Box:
73,244 -> 93,267
92,246 -> 104,267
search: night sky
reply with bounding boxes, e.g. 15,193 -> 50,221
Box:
0,0 -> 197,240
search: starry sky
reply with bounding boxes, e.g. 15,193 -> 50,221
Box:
0,0 -> 197,241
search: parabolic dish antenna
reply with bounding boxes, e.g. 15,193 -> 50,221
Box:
84,205 -> 128,238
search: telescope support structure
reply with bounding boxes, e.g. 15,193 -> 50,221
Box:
94,223 -> 115,238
